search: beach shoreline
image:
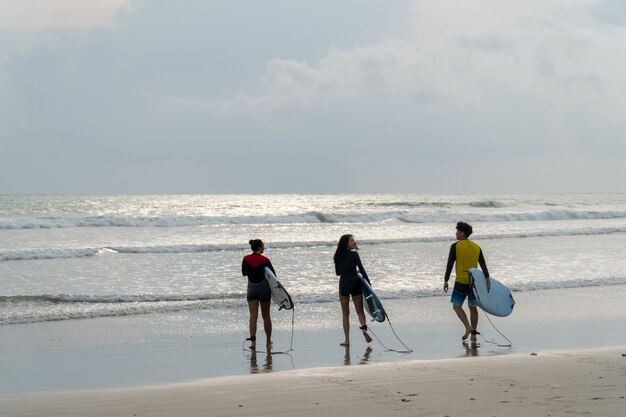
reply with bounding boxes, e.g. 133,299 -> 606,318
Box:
2,283 -> 626,416
2,345 -> 625,417
2,284 -> 626,396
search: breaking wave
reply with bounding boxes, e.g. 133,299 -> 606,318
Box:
1,209 -> 625,230
2,226 -> 626,262
2,275 -> 626,325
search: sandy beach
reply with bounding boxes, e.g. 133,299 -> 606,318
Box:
2,284 -> 626,416
2,347 -> 625,417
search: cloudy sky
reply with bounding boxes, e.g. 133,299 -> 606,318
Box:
1,0 -> 625,194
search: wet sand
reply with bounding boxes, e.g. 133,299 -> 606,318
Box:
1,285 -> 626,416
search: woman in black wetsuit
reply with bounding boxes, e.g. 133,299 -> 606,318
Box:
242,239 -> 274,350
333,234 -> 372,346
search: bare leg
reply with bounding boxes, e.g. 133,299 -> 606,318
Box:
260,300 -> 272,347
469,306 -> 479,341
453,304 -> 473,340
248,300 -> 259,349
340,295 -> 351,346
353,296 -> 372,343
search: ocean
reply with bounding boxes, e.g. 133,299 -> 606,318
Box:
2,193 -> 626,329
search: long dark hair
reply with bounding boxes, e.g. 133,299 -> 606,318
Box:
333,234 -> 353,266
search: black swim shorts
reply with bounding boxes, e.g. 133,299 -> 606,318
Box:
339,277 -> 363,297
247,280 -> 271,302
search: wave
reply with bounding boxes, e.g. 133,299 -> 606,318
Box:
0,292 -> 244,304
0,299 -> 238,325
2,276 -> 626,325
2,208 -> 626,229
0,248 -> 101,262
0,292 -> 248,325
374,200 -> 507,209
469,200 -> 507,208
398,209 -> 626,224
3,226 -> 626,262
0,212 -> 402,228
0,241 -> 327,261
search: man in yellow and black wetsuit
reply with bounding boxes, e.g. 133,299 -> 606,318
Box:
444,221 -> 490,342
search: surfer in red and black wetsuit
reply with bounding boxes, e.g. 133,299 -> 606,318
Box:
444,222 -> 491,342
334,234 -> 373,347
242,239 -> 275,350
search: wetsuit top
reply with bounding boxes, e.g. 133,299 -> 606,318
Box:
335,251 -> 369,281
444,239 -> 489,285
242,253 -> 275,284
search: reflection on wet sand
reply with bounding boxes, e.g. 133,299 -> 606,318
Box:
249,350 -> 273,373
343,345 -> 373,365
462,341 -> 480,357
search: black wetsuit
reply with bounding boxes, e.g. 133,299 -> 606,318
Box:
242,253 -> 274,302
335,251 -> 369,296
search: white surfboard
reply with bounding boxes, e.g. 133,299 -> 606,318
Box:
358,273 -> 386,322
264,267 -> 294,311
468,268 -> 515,317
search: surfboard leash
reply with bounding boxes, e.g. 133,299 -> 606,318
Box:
367,314 -> 413,354
280,305 -> 296,354
479,309 -> 513,348
241,306 -> 295,355
469,274 -> 513,348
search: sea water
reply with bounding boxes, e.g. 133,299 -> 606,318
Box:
2,194 -> 626,330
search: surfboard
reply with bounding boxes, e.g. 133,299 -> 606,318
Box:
358,273 -> 386,322
468,267 -> 515,317
264,267 -> 294,311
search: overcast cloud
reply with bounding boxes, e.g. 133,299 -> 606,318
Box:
1,0 -> 624,194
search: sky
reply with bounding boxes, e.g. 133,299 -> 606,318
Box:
1,0 -> 625,194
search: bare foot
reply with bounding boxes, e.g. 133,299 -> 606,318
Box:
340,341 -> 350,346
363,331 -> 373,343
470,330 -> 480,342
462,327 -> 472,341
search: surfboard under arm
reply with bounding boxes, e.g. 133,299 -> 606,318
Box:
264,267 -> 294,311
358,273 -> 386,323
469,267 -> 514,317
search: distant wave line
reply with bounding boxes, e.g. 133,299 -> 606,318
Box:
2,209 -> 626,229
2,226 -> 626,262
373,200 -> 506,208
